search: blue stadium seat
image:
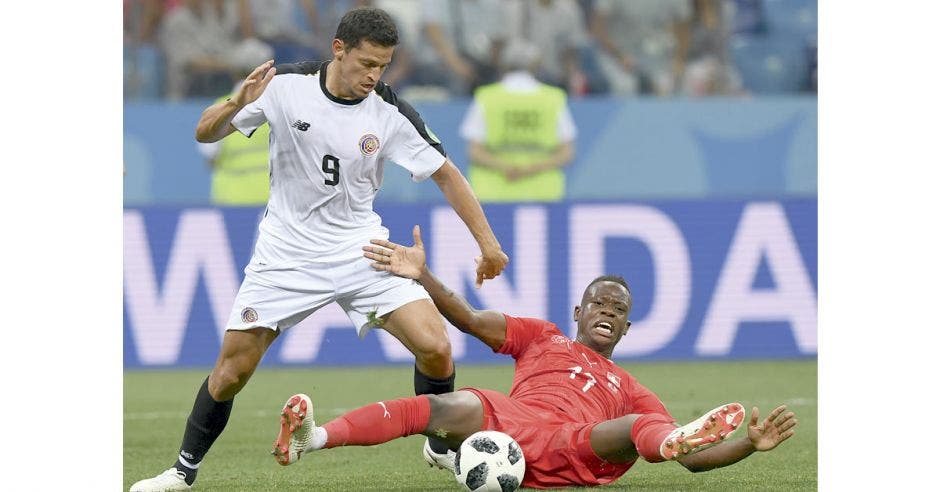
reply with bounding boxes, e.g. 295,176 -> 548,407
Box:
730,34 -> 809,94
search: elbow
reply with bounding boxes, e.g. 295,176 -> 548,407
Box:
431,160 -> 460,186
195,125 -> 215,143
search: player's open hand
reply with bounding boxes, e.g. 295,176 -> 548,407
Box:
747,405 -> 797,452
364,225 -> 426,280
474,249 -> 509,288
232,60 -> 276,107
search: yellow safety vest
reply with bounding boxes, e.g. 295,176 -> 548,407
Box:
468,82 -> 567,202
210,96 -> 270,205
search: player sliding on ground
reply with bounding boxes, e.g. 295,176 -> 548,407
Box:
271,226 -> 798,488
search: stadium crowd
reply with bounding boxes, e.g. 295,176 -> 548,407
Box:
124,0 -> 816,101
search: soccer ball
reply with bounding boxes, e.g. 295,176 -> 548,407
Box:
454,431 -> 525,492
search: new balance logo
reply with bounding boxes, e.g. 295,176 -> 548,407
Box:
291,120 -> 310,131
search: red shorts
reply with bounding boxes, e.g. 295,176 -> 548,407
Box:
463,388 -> 635,489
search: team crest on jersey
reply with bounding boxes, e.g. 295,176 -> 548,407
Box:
551,335 -> 573,349
359,134 -> 380,156
241,307 -> 259,324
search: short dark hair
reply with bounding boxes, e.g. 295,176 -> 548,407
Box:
586,275 -> 631,295
334,7 -> 399,50
583,275 -> 633,311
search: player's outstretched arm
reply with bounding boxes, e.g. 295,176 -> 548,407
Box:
430,160 -> 509,288
676,405 -> 798,472
364,225 -> 508,350
195,60 -> 276,143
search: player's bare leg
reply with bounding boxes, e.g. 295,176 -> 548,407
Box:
382,299 -> 454,379
209,327 -> 279,400
382,299 -> 459,467
422,391 -> 486,450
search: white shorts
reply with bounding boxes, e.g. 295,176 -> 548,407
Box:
225,256 -> 430,336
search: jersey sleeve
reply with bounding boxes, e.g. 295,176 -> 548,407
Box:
385,114 -> 447,182
231,78 -> 277,138
496,314 -> 560,358
374,82 -> 448,181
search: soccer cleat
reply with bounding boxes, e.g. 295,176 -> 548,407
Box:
272,393 -> 314,466
660,403 -> 746,460
128,468 -> 191,492
422,439 -> 456,473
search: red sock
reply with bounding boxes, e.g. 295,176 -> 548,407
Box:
630,413 -> 677,463
323,395 -> 431,448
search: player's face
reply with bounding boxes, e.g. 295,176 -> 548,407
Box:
333,39 -> 394,98
573,281 -> 632,357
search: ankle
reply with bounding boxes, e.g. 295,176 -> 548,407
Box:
173,457 -> 199,486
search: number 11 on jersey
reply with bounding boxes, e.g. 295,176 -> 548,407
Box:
568,366 -> 597,392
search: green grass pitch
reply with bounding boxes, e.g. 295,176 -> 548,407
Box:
124,360 -> 816,491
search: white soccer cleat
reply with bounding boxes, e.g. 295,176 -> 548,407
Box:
660,402 -> 746,460
272,393 -> 315,466
128,468 -> 191,492
422,438 -> 456,472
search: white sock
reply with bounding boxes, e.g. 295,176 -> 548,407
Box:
305,426 -> 328,452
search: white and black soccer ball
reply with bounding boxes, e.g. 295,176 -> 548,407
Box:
454,431 -> 525,492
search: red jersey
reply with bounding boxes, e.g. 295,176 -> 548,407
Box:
499,315 -> 670,422
463,315 -> 674,488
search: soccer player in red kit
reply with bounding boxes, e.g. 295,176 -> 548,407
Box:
272,226 -> 798,488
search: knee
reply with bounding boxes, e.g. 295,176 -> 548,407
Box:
209,358 -> 255,399
414,336 -> 453,370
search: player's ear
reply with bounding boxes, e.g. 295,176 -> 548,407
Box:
573,305 -> 581,322
332,39 -> 345,59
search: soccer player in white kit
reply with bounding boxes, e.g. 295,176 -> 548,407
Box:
130,7 -> 508,492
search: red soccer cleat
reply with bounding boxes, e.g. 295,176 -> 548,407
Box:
660,403 -> 745,460
271,393 -> 314,466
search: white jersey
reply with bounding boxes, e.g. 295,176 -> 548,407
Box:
231,61 -> 446,264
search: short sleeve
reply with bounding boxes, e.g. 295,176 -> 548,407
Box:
385,115 -> 447,182
458,101 -> 486,143
231,78 -> 276,137
497,314 -> 560,358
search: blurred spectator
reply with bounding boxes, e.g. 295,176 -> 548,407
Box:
124,0 -> 169,99
680,0 -> 743,96
505,0 -> 597,95
364,0 -> 419,90
245,0 -> 320,62
591,0 -> 692,96
459,40 -> 577,202
159,0 -> 273,100
197,78 -> 271,206
731,0 -> 766,34
418,0 -> 510,96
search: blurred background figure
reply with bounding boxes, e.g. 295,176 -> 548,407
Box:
591,0 -> 692,96
504,0 -> 604,96
124,0 -> 169,100
244,0 -> 319,62
417,0 -> 510,97
159,0 -> 273,100
197,76 -> 271,206
459,39 -> 577,203
679,0 -> 743,96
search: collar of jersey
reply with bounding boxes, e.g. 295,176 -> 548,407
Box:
319,61 -> 367,106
